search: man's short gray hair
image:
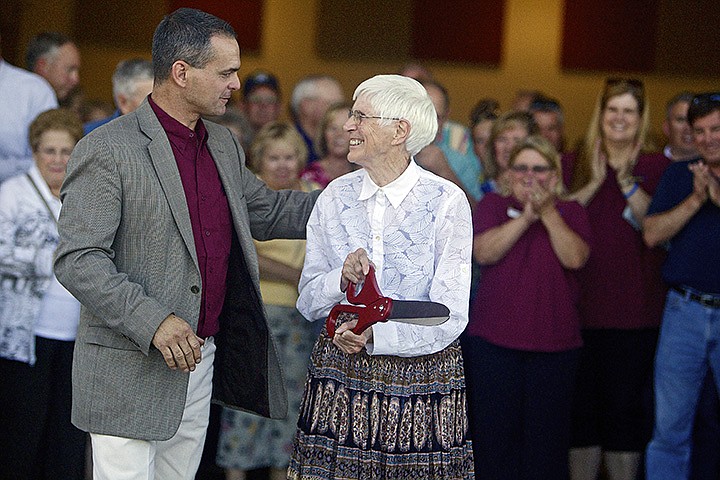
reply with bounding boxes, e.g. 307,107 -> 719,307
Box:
112,58 -> 153,101
26,32 -> 73,71
290,75 -> 341,117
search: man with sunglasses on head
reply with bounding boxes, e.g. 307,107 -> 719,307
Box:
644,92 -> 720,480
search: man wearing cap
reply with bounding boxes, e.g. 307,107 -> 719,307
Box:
241,70 -> 281,137
644,92 -> 720,480
529,96 -> 565,153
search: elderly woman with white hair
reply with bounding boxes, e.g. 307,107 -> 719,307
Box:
288,74 -> 475,479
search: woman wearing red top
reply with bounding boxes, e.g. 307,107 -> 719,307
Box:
567,78 -> 670,480
463,135 -> 591,479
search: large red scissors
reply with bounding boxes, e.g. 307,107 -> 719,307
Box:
325,265 -> 450,337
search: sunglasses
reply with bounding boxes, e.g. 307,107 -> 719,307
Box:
691,93 -> 720,106
510,164 -> 553,174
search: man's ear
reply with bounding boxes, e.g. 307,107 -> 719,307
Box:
34,56 -> 50,75
116,93 -> 131,115
170,61 -> 190,87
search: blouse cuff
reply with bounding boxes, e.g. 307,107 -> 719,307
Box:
365,321 -> 398,356
322,266 -> 345,306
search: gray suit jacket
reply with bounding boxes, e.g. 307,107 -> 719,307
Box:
54,100 -> 317,440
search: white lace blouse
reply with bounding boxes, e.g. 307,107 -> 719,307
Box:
296,160 -> 472,357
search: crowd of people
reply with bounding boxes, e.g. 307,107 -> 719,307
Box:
1,7 -> 719,480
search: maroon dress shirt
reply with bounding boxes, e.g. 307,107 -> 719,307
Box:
149,97 -> 232,337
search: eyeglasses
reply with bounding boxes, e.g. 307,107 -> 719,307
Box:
38,147 -> 72,158
510,164 -> 553,174
347,110 -> 401,124
691,93 -> 720,105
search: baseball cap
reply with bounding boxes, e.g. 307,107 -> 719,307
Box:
242,71 -> 280,98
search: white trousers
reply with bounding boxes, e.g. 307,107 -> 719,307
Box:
90,337 -> 215,480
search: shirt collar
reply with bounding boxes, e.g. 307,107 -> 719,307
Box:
148,95 -> 208,148
358,158 -> 421,208
28,164 -> 59,205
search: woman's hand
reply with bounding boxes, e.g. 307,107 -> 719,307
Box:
525,177 -> 557,220
612,141 -> 641,188
590,139 -> 608,185
340,248 -> 371,292
332,318 -> 373,354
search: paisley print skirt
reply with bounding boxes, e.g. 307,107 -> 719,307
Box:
288,330 -> 474,479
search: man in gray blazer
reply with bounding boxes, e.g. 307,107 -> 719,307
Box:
54,8 -> 318,479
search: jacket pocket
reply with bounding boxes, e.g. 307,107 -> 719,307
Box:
85,325 -> 142,351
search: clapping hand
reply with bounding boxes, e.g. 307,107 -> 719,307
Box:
522,176 -> 558,222
689,161 -> 720,206
612,141 -> 641,187
590,140 -> 608,185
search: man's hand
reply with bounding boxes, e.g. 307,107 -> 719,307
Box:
707,171 -> 720,207
689,162 -> 710,204
152,314 -> 204,372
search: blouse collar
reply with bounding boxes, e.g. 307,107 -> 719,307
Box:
358,158 -> 421,208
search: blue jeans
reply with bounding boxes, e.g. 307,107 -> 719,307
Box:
646,288 -> 720,480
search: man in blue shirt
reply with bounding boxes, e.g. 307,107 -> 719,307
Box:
644,92 -> 720,480
84,58 -> 154,134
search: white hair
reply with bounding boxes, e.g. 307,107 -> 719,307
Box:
353,74 -> 438,157
290,74 -> 342,116
112,58 -> 154,102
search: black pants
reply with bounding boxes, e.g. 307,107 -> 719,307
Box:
462,335 -> 579,480
0,337 -> 86,480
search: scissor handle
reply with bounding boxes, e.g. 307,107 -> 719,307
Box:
325,265 -> 393,337
325,298 -> 393,337
346,265 -> 383,305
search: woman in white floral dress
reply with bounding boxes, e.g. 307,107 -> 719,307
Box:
288,74 -> 475,479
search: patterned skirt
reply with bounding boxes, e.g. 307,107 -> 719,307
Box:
287,329 -> 474,479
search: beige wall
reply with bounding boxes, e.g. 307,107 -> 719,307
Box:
19,0 -> 719,147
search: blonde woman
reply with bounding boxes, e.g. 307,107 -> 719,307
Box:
480,110 -> 538,195
568,78 -> 670,480
463,136 -> 590,479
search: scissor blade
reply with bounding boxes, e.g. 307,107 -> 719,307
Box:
388,300 -> 450,326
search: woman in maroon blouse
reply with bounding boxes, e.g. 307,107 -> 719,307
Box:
567,78 -> 670,480
463,135 -> 591,479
